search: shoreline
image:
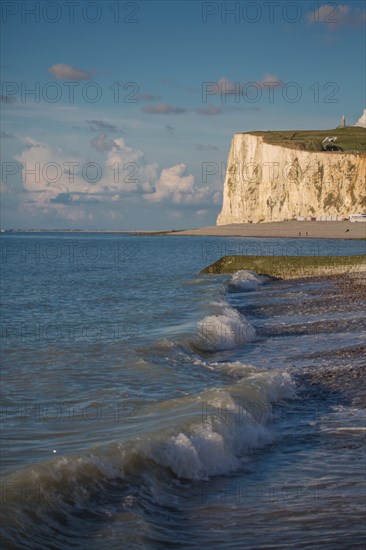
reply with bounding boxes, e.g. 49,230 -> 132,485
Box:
168,221 -> 366,240
289,271 -> 365,404
256,268 -> 364,396
2,221 -> 366,239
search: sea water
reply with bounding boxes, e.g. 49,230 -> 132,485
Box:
1,234 -> 365,549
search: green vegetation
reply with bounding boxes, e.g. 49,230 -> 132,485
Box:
200,255 -> 366,278
247,127 -> 366,153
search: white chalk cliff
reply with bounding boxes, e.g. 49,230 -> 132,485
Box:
217,133 -> 366,224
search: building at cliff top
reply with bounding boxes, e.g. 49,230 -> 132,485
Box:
217,127 -> 366,225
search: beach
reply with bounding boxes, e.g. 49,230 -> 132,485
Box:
170,220 -> 366,239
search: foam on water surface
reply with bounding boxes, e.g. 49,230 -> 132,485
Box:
195,304 -> 256,352
229,270 -> 270,291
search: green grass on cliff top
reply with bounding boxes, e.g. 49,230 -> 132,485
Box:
200,255 -> 366,278
246,127 -> 366,153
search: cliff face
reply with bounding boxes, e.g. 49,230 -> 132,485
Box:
217,133 -> 366,224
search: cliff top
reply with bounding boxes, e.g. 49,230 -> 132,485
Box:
242,127 -> 366,153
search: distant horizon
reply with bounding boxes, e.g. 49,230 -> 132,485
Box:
0,228 -> 175,233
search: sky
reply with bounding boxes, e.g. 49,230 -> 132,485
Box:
1,0 -> 365,230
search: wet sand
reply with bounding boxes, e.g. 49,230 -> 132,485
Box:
170,221 -> 366,239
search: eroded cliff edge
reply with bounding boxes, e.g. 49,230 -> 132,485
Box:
217,133 -> 366,225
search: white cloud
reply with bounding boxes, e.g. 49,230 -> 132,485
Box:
14,138 -> 97,220
144,164 -> 212,205
14,137 -> 122,220
355,109 -> 366,128
105,138 -> 158,193
12,135 -> 220,221
48,63 -> 92,80
15,138 -> 100,197
107,138 -> 144,165
144,164 -> 193,203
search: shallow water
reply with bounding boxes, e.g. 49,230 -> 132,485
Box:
1,234 -> 365,549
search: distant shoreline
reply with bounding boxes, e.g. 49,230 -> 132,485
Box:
1,221 -> 365,239
165,221 -> 366,240
0,229 -> 166,235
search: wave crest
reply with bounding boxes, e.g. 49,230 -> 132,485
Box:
229,270 -> 269,291
194,305 -> 255,351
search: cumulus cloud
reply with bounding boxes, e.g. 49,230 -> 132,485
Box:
144,164 -> 213,205
142,102 -> 186,114
144,164 -> 194,203
106,137 -> 144,165
48,63 -> 92,81
355,109 -> 366,128
105,138 -> 158,194
16,138 -> 84,197
14,137 -> 112,220
13,134 -> 220,220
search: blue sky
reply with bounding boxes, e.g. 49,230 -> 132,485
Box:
1,0 -> 365,229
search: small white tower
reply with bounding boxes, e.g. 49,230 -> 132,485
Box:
341,115 -> 346,128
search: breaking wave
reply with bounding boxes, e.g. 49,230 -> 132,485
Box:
229,270 -> 270,291
194,303 -> 256,352
1,370 -> 295,517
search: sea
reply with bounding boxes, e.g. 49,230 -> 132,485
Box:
1,233 -> 365,549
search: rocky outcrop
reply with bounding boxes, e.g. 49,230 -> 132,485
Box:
217,133 -> 366,224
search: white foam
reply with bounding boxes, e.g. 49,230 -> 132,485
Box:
152,413 -> 269,480
195,306 -> 255,351
149,371 -> 295,480
230,270 -> 269,291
